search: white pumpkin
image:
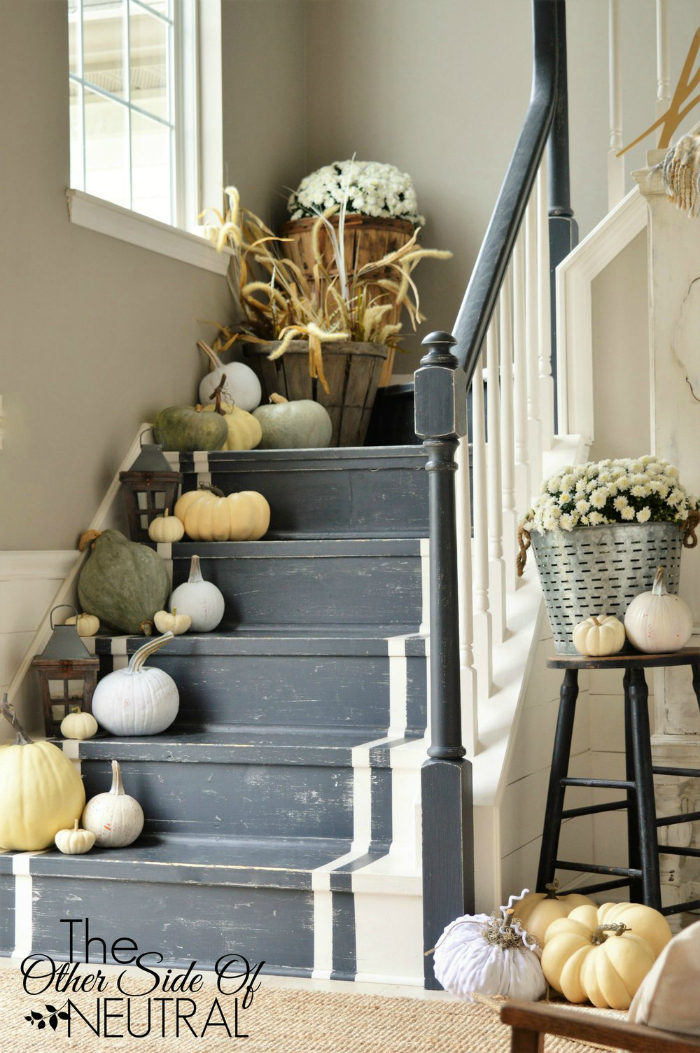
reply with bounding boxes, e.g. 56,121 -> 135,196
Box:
55,819 -> 95,855
82,760 -> 144,848
197,340 -> 261,412
624,566 -> 693,653
434,903 -> 545,1002
148,509 -> 185,544
66,613 -> 100,637
174,484 -> 270,542
60,710 -> 99,741
153,607 -> 191,635
169,555 -> 225,632
92,632 -> 179,736
573,615 -> 626,657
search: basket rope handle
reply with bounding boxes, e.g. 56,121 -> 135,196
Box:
682,511 -> 700,549
517,526 -> 531,577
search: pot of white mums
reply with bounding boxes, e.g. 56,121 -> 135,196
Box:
517,457 -> 700,654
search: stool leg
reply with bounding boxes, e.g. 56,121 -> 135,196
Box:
691,658 -> 700,719
628,667 -> 661,911
624,669 -> 643,902
536,668 -> 578,893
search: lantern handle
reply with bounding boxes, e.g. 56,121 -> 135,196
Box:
50,604 -> 80,630
140,427 -> 164,448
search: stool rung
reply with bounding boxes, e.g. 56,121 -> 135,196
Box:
657,810 -> 700,827
561,799 -> 628,819
554,860 -> 642,878
657,845 -> 700,858
560,777 -> 636,790
652,766 -> 700,778
661,899 -> 700,917
568,877 -> 632,897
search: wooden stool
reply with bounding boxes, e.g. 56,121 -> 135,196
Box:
537,649 -> 700,916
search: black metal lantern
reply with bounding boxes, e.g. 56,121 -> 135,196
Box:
120,428 -> 182,542
31,605 -> 100,736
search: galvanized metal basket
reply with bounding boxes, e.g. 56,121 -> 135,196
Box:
529,523 -> 683,654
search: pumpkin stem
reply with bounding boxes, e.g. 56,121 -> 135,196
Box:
127,631 -> 174,674
213,376 -> 229,415
0,693 -> 33,746
73,820 -> 79,832
590,922 -> 630,945
197,339 -> 224,372
482,908 -> 526,949
591,616 -> 601,626
138,620 -> 154,637
544,880 -> 560,899
197,482 -> 226,499
110,759 -> 125,795
269,393 -> 289,404
652,566 -> 668,596
188,554 -> 204,584
78,529 -> 102,552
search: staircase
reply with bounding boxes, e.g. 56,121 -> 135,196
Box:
2,447 -> 432,985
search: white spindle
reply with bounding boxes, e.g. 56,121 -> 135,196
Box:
607,0 -> 625,209
656,0 -> 670,127
512,229 -> 530,516
524,197 -> 542,498
499,269 -> 518,593
536,164 -> 554,452
471,352 -> 492,703
455,435 -> 478,755
486,312 -> 506,644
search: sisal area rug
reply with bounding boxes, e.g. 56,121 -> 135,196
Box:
0,966 -> 622,1052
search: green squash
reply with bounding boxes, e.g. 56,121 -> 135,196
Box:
154,404 -> 228,452
253,394 -> 333,449
78,530 -> 170,635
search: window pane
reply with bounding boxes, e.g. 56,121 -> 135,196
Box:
83,0 -> 126,98
84,87 -> 130,209
135,0 -> 170,17
68,0 -> 81,76
131,110 -> 171,223
69,81 -> 84,190
129,2 -> 169,120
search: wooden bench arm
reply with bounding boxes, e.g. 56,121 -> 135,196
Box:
500,1000 -> 700,1053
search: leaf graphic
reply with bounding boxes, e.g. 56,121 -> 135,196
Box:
49,1016 -> 58,1031
24,1016 -> 32,1022
45,1004 -> 57,1013
31,1011 -> 43,1020
37,1020 -> 46,1030
58,1012 -> 70,1020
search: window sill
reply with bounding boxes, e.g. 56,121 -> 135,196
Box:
66,189 -> 232,276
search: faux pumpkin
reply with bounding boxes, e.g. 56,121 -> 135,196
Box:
434,903 -> 545,1003
201,401 -> 262,451
169,555 -> 225,632
154,403 -> 228,453
511,883 -> 595,945
66,613 -> 101,637
0,695 -> 85,851
174,483 -> 270,542
541,913 -> 656,1009
78,529 -> 170,635
624,566 -> 693,653
253,393 -> 333,450
573,615 -> 626,657
55,819 -> 95,855
154,607 -> 191,635
198,340 -> 261,412
92,632 -> 179,736
148,509 -> 185,544
82,760 -> 144,848
547,902 -> 672,959
60,709 -> 99,741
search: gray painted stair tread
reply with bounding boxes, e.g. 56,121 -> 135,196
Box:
94,631 -> 428,657
171,538 -> 422,557
205,446 -> 426,466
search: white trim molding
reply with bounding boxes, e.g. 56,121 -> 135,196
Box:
555,186 -> 647,442
0,551 -> 79,582
66,189 -> 233,275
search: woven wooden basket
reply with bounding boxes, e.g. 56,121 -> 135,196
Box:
280,214 -> 415,387
243,340 -> 387,448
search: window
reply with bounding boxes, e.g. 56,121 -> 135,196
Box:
68,0 -> 198,229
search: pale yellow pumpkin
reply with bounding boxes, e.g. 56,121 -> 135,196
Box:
154,607 -> 191,635
573,615 -> 626,657
55,819 -> 95,855
201,401 -> 262,451
547,902 -> 672,959
60,710 -> 99,741
0,696 -> 86,851
174,484 -> 270,541
66,613 -> 101,637
511,884 -> 596,945
148,509 -> 185,544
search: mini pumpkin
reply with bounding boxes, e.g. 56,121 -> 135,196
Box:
148,509 -> 185,544
66,613 -> 101,637
573,615 -> 626,657
624,566 -> 693,653
154,608 -> 191,635
168,555 -> 225,632
174,483 -> 270,542
55,819 -> 95,855
82,760 -> 144,848
201,401 -> 262,451
60,710 -> 99,741
511,883 -> 595,945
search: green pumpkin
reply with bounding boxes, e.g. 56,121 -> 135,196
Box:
154,404 -> 228,452
78,530 -> 170,635
253,395 -> 333,449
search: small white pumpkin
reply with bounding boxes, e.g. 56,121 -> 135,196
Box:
148,509 -> 185,544
573,615 -> 626,657
92,632 -> 179,736
82,760 -> 144,848
434,900 -> 546,1002
66,613 -> 100,637
169,555 -> 225,632
55,819 -> 95,855
624,566 -> 693,653
197,340 -> 261,411
60,709 -> 99,741
153,607 -> 191,635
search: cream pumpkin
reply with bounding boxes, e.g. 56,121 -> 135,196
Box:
55,819 -> 95,855
511,884 -> 595,945
174,483 -> 270,542
153,607 -> 191,635
573,615 -> 626,657
548,902 -> 672,959
60,710 -> 99,741
201,401 -> 262,451
148,509 -> 185,544
66,613 -> 101,637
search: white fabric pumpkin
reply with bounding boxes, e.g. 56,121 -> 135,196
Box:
624,566 -> 693,653
573,615 -> 626,657
92,632 -> 179,736
433,896 -> 546,1002
628,922 -> 700,1036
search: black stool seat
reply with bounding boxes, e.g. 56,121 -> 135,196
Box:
538,648 -> 700,917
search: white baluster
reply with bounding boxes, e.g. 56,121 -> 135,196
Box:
455,434 -> 478,756
537,165 -> 554,452
525,197 -> 542,499
499,269 -> 518,593
512,229 -> 530,516
656,0 -> 670,128
486,312 -> 506,645
607,0 -> 625,209
471,352 -> 492,703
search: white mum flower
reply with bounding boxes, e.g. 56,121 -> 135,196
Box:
636,506 -> 652,523
559,514 -> 575,531
576,499 -> 590,514
621,505 -> 636,521
547,476 -> 562,494
560,492 -> 572,504
613,496 -> 629,512
631,484 -> 651,498
590,488 -> 609,509
589,511 -> 605,525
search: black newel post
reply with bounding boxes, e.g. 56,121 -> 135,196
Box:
414,330 -> 475,989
